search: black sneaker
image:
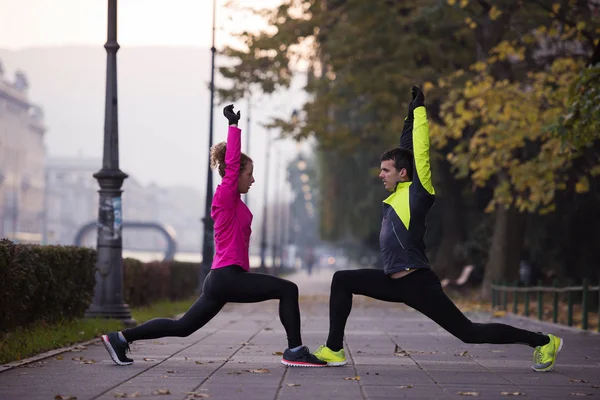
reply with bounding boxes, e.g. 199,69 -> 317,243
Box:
102,332 -> 133,365
281,345 -> 327,367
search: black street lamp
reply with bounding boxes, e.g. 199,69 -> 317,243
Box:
258,129 -> 272,273
85,0 -> 134,326
198,0 -> 218,293
270,148 -> 281,273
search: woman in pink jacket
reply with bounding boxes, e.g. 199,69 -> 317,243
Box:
102,105 -> 325,368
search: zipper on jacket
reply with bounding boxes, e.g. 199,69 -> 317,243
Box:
392,225 -> 406,249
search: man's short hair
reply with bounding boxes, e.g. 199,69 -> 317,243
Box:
380,148 -> 414,179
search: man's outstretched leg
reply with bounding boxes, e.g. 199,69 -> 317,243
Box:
402,269 -> 563,372
314,269 -> 407,366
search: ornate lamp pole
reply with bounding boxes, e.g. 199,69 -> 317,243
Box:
85,0 -> 134,326
198,0 -> 218,293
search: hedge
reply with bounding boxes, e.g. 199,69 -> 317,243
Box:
0,240 -> 199,332
0,239 -> 97,332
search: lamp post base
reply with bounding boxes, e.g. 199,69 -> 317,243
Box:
85,303 -> 136,328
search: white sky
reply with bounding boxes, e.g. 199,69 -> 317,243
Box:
0,0 -> 282,49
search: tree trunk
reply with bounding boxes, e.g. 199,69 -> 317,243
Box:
481,205 -> 526,298
432,157 -> 466,279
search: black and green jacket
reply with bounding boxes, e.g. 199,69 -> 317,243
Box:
380,106 -> 435,275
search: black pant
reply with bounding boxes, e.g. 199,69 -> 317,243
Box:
326,268 -> 548,351
123,265 -> 302,348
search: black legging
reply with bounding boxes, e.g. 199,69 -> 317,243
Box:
122,265 -> 302,349
326,268 -> 548,351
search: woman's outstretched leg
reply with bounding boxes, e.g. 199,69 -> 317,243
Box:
102,272 -> 225,366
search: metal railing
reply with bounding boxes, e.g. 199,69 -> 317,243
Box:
491,279 -> 600,332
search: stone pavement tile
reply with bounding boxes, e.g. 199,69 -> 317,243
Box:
439,383 -> 528,400
95,376 -> 205,400
422,368 -> 509,385
352,355 -> 417,366
278,381 -> 362,400
205,362 -> 285,385
353,365 -> 435,386
363,384 -> 452,400
0,359 -> 150,400
497,384 -> 599,400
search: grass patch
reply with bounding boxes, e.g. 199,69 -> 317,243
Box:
0,297 -> 196,365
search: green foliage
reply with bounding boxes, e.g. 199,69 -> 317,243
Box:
122,259 -> 198,307
217,0 -> 600,274
0,240 -> 97,332
0,240 -> 199,332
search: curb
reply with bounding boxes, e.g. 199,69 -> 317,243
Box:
495,312 -> 600,335
0,337 -> 101,374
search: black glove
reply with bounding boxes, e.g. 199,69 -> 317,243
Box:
407,85 -> 425,120
411,85 -> 425,108
223,104 -> 241,126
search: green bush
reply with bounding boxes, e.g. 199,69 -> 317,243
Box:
169,261 -> 199,301
0,240 -> 96,332
122,260 -> 198,307
1,239 -> 199,332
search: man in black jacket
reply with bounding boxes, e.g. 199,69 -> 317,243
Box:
312,86 -> 563,373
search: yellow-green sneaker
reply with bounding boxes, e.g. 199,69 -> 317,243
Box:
532,334 -> 563,372
313,345 -> 347,366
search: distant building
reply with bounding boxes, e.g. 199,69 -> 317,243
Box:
0,60 -> 46,243
45,156 -> 203,254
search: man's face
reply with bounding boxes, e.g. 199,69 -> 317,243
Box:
379,159 -> 407,192
238,161 -> 255,194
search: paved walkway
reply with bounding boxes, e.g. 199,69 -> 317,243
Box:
1,268 -> 599,400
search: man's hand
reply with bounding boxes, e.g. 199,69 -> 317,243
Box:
407,86 -> 425,120
223,104 -> 241,126
411,86 -> 425,108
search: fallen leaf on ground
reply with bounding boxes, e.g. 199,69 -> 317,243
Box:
569,379 -> 588,383
491,350 -> 504,353
152,389 -> 171,395
114,393 -> 140,398
72,357 -> 84,361
344,376 -> 361,381
82,360 -> 96,364
501,392 -> 525,396
228,371 -> 242,375
592,385 -> 600,389
492,311 -> 507,317
240,342 -> 251,345
54,396 -> 77,400
394,350 -> 409,357
272,352 -> 283,356
398,385 -> 413,389
245,368 -> 270,373
286,383 -> 301,387
264,327 -> 273,331
55,355 -> 63,360
184,393 -> 210,398
167,370 -> 176,373
195,361 -> 203,364
456,351 -> 469,357
458,392 -> 480,396
143,358 -> 156,362
569,393 -> 592,396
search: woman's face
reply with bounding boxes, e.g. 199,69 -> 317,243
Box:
238,161 -> 255,194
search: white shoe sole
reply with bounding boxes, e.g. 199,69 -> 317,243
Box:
102,335 -> 133,366
326,361 -> 348,367
280,359 -> 327,368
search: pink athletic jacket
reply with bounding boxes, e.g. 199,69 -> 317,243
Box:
211,126 -> 253,271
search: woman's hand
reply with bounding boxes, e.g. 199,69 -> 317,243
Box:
223,104 -> 241,126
